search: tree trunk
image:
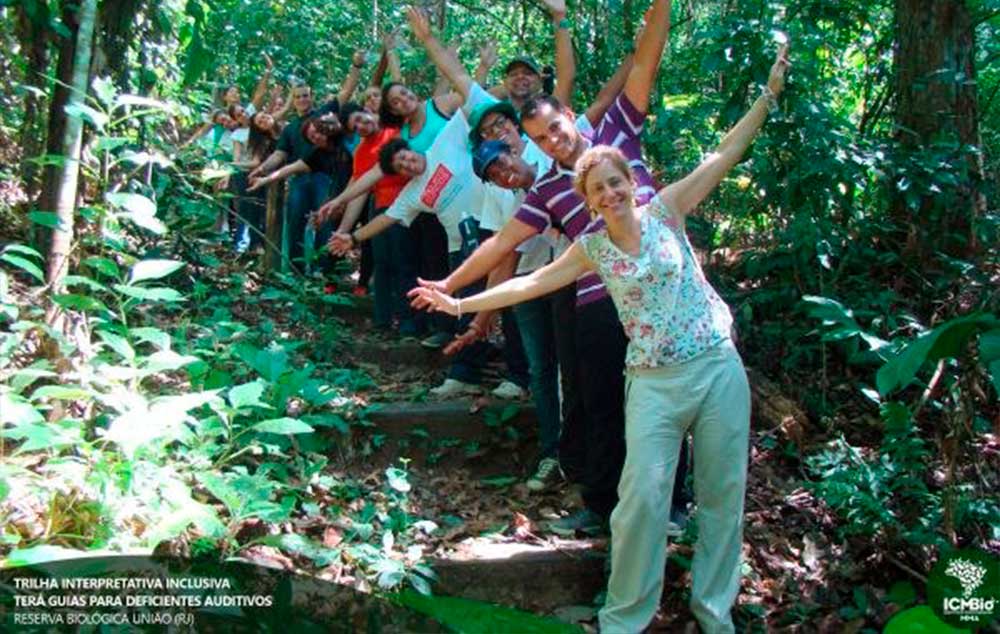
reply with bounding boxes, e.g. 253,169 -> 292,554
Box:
45,0 -> 98,317
14,4 -> 51,204
893,0 -> 984,259
97,0 -> 144,93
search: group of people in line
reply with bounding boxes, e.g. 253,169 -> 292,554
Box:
186,0 -> 790,630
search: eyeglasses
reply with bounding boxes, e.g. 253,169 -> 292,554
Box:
480,114 -> 513,139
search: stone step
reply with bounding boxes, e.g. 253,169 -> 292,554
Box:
326,294 -> 374,327
432,538 -> 606,614
358,399 -> 538,475
347,339 -> 452,371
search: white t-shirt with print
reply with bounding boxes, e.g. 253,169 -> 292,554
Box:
385,109 -> 514,253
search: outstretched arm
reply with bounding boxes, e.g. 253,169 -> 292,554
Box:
623,0 -> 671,114
412,243 -> 591,316
407,7 -> 473,105
474,42 -> 498,87
336,195 -> 368,234
315,164 -> 384,224
337,49 -> 367,106
247,159 -> 309,190
661,45 -> 789,217
249,54 -> 274,111
544,0 -> 576,105
248,148 -> 289,179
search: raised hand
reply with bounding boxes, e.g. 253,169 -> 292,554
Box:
382,29 -> 400,51
408,278 -> 450,310
263,52 -> 274,70
478,42 -> 498,69
540,0 -> 566,19
408,286 -> 460,316
327,232 -> 354,256
767,44 -> 791,98
406,6 -> 433,42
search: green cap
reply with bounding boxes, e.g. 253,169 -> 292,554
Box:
503,56 -> 541,76
467,100 -> 520,145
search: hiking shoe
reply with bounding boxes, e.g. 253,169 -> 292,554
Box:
547,508 -> 605,537
491,380 -> 527,400
421,331 -> 452,349
666,505 -> 689,537
526,458 -> 562,492
352,285 -> 369,297
429,378 -> 481,398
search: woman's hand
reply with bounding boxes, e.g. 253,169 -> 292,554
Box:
406,6 -> 433,42
767,44 -> 790,98
408,278 -> 450,310
408,285 -> 460,316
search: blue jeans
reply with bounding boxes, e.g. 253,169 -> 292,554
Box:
512,291 -> 561,460
446,248 -> 491,385
370,208 -> 418,331
285,172 -> 332,268
231,171 -> 265,252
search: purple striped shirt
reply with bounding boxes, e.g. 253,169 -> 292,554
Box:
514,93 -> 658,306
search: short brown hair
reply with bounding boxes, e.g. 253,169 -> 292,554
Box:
573,146 -> 634,200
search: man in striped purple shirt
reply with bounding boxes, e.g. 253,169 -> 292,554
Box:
414,0 -> 687,536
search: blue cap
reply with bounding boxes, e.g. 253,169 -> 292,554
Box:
472,140 -> 513,181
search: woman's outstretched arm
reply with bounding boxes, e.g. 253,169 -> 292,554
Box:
412,243 -> 592,316
661,45 -> 790,217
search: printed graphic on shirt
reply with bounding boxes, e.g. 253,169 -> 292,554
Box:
421,164 -> 453,208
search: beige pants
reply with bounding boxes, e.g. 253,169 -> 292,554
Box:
598,340 -> 751,634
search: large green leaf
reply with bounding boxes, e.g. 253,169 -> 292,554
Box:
883,606 -> 962,634
3,545 -> 91,568
30,385 -> 93,401
877,313 -> 999,396
980,328 -> 1000,398
129,259 -> 185,285
0,393 -> 44,425
105,192 -> 166,235
228,381 -> 271,410
252,418 -> 314,435
6,420 -> 82,454
82,256 -> 120,279
113,284 -> 184,303
97,330 -> 136,362
0,254 -> 44,283
393,590 -> 583,634
64,102 -> 108,130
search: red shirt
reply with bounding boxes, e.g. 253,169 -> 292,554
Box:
353,126 -> 410,209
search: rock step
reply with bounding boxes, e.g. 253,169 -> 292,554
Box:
347,339 -> 452,371
432,538 -> 606,614
326,294 -> 375,327
358,400 -> 539,476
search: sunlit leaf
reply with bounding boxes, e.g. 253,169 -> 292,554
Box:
128,259 -> 185,285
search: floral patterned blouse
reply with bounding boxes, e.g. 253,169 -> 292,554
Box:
578,196 -> 733,368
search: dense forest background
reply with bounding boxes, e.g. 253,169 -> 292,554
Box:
0,0 -> 997,630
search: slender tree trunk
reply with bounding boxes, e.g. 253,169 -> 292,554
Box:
893,0 -> 984,259
46,0 -> 98,319
97,0 -> 144,93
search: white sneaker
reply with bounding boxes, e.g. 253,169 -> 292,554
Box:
429,378 -> 481,397
526,457 -> 562,492
491,380 -> 527,400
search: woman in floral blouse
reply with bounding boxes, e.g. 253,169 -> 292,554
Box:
412,46 -> 789,633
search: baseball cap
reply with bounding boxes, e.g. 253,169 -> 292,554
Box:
504,56 -> 541,76
472,140 -> 513,181
467,100 -> 519,144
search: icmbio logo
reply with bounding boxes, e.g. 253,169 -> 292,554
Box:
928,549 -> 999,628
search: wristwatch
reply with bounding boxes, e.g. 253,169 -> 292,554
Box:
555,17 -> 571,30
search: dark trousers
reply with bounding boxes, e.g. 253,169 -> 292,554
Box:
410,212 -> 450,334
370,208 -> 418,331
358,199 -> 374,289
447,249 -> 492,385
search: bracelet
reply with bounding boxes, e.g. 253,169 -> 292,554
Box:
555,17 -> 571,30
760,85 -> 779,114
350,230 -> 360,245
456,299 -> 463,319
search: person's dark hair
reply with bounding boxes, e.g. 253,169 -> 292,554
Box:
227,103 -> 244,119
339,102 -> 365,131
378,82 -> 407,129
541,65 -> 555,95
210,109 -> 228,124
301,115 -> 344,146
520,94 -> 565,123
378,138 -> 411,175
248,117 -> 277,160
